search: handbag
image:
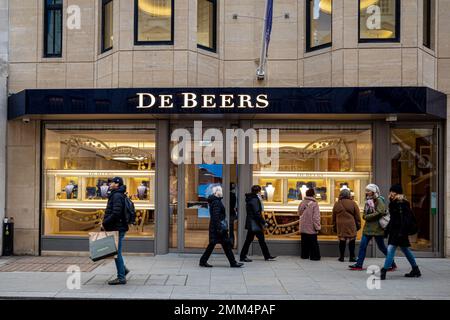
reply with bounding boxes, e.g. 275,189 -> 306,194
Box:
219,219 -> 228,233
379,211 -> 391,230
250,219 -> 262,233
89,231 -> 118,262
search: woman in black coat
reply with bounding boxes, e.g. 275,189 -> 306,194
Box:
239,185 -> 276,262
380,184 -> 421,280
199,186 -> 243,268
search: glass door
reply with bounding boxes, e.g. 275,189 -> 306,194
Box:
390,125 -> 440,253
169,122 -> 237,252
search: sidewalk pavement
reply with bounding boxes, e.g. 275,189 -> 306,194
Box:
0,254 -> 450,300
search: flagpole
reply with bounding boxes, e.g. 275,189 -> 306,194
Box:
256,0 -> 269,80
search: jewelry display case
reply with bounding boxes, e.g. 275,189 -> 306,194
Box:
44,170 -> 155,237
253,171 -> 371,239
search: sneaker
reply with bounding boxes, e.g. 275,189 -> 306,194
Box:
348,263 -> 364,271
108,278 -> 126,285
199,262 -> 213,268
230,262 -> 244,268
338,257 -> 345,262
349,257 -> 357,263
388,262 -> 397,272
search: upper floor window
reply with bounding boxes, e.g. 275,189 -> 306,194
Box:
101,0 -> 114,53
359,0 -> 400,42
44,0 -> 63,57
423,0 -> 435,50
135,0 -> 174,45
197,0 -> 217,52
306,0 -> 332,52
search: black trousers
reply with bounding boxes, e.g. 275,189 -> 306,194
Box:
301,233 -> 321,261
200,237 -> 237,266
229,215 -> 236,248
240,230 -> 271,259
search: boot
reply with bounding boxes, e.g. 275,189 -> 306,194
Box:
348,240 -> 356,262
404,266 -> 421,278
338,240 -> 346,262
380,268 -> 387,280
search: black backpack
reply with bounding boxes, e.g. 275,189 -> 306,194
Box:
124,195 -> 136,225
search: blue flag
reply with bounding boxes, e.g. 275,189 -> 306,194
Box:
263,0 -> 274,58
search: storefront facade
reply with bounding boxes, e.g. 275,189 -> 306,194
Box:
4,1 -> 450,258
6,87 -> 447,257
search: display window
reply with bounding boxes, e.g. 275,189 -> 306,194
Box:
43,123 -> 156,238
253,123 -> 372,241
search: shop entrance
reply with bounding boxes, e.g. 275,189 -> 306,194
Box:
169,122 -> 240,252
390,124 -> 442,255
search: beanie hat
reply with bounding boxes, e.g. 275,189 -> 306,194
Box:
111,177 -> 124,186
365,183 -> 380,198
389,184 -> 403,194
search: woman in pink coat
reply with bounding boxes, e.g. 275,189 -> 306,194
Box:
298,188 -> 321,260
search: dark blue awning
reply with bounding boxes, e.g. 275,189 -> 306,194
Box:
7,87 -> 447,120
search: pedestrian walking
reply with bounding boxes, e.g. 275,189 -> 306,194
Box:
298,188 -> 321,261
199,186 -> 243,268
102,177 -> 130,285
380,184 -> 421,280
349,184 -> 397,271
332,189 -> 361,262
240,185 -> 277,262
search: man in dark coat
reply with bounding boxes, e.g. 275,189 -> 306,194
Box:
380,184 -> 421,280
102,177 -> 130,285
240,185 -> 276,262
199,186 -> 243,268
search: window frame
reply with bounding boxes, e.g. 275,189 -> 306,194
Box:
134,0 -> 175,46
43,0 -> 63,58
101,0 -> 114,53
358,0 -> 401,43
305,0 -> 333,52
197,0 -> 217,53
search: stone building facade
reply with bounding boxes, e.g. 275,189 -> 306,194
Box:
4,0 -> 449,257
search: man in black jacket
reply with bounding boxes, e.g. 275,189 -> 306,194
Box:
102,177 -> 130,285
199,186 -> 243,268
240,185 -> 276,262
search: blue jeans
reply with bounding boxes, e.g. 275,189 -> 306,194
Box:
383,244 -> 417,270
114,231 -> 126,280
356,235 -> 392,267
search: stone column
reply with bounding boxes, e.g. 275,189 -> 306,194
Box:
155,120 -> 170,255
0,0 -> 8,255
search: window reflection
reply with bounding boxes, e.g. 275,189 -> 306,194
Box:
307,0 -> 332,50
